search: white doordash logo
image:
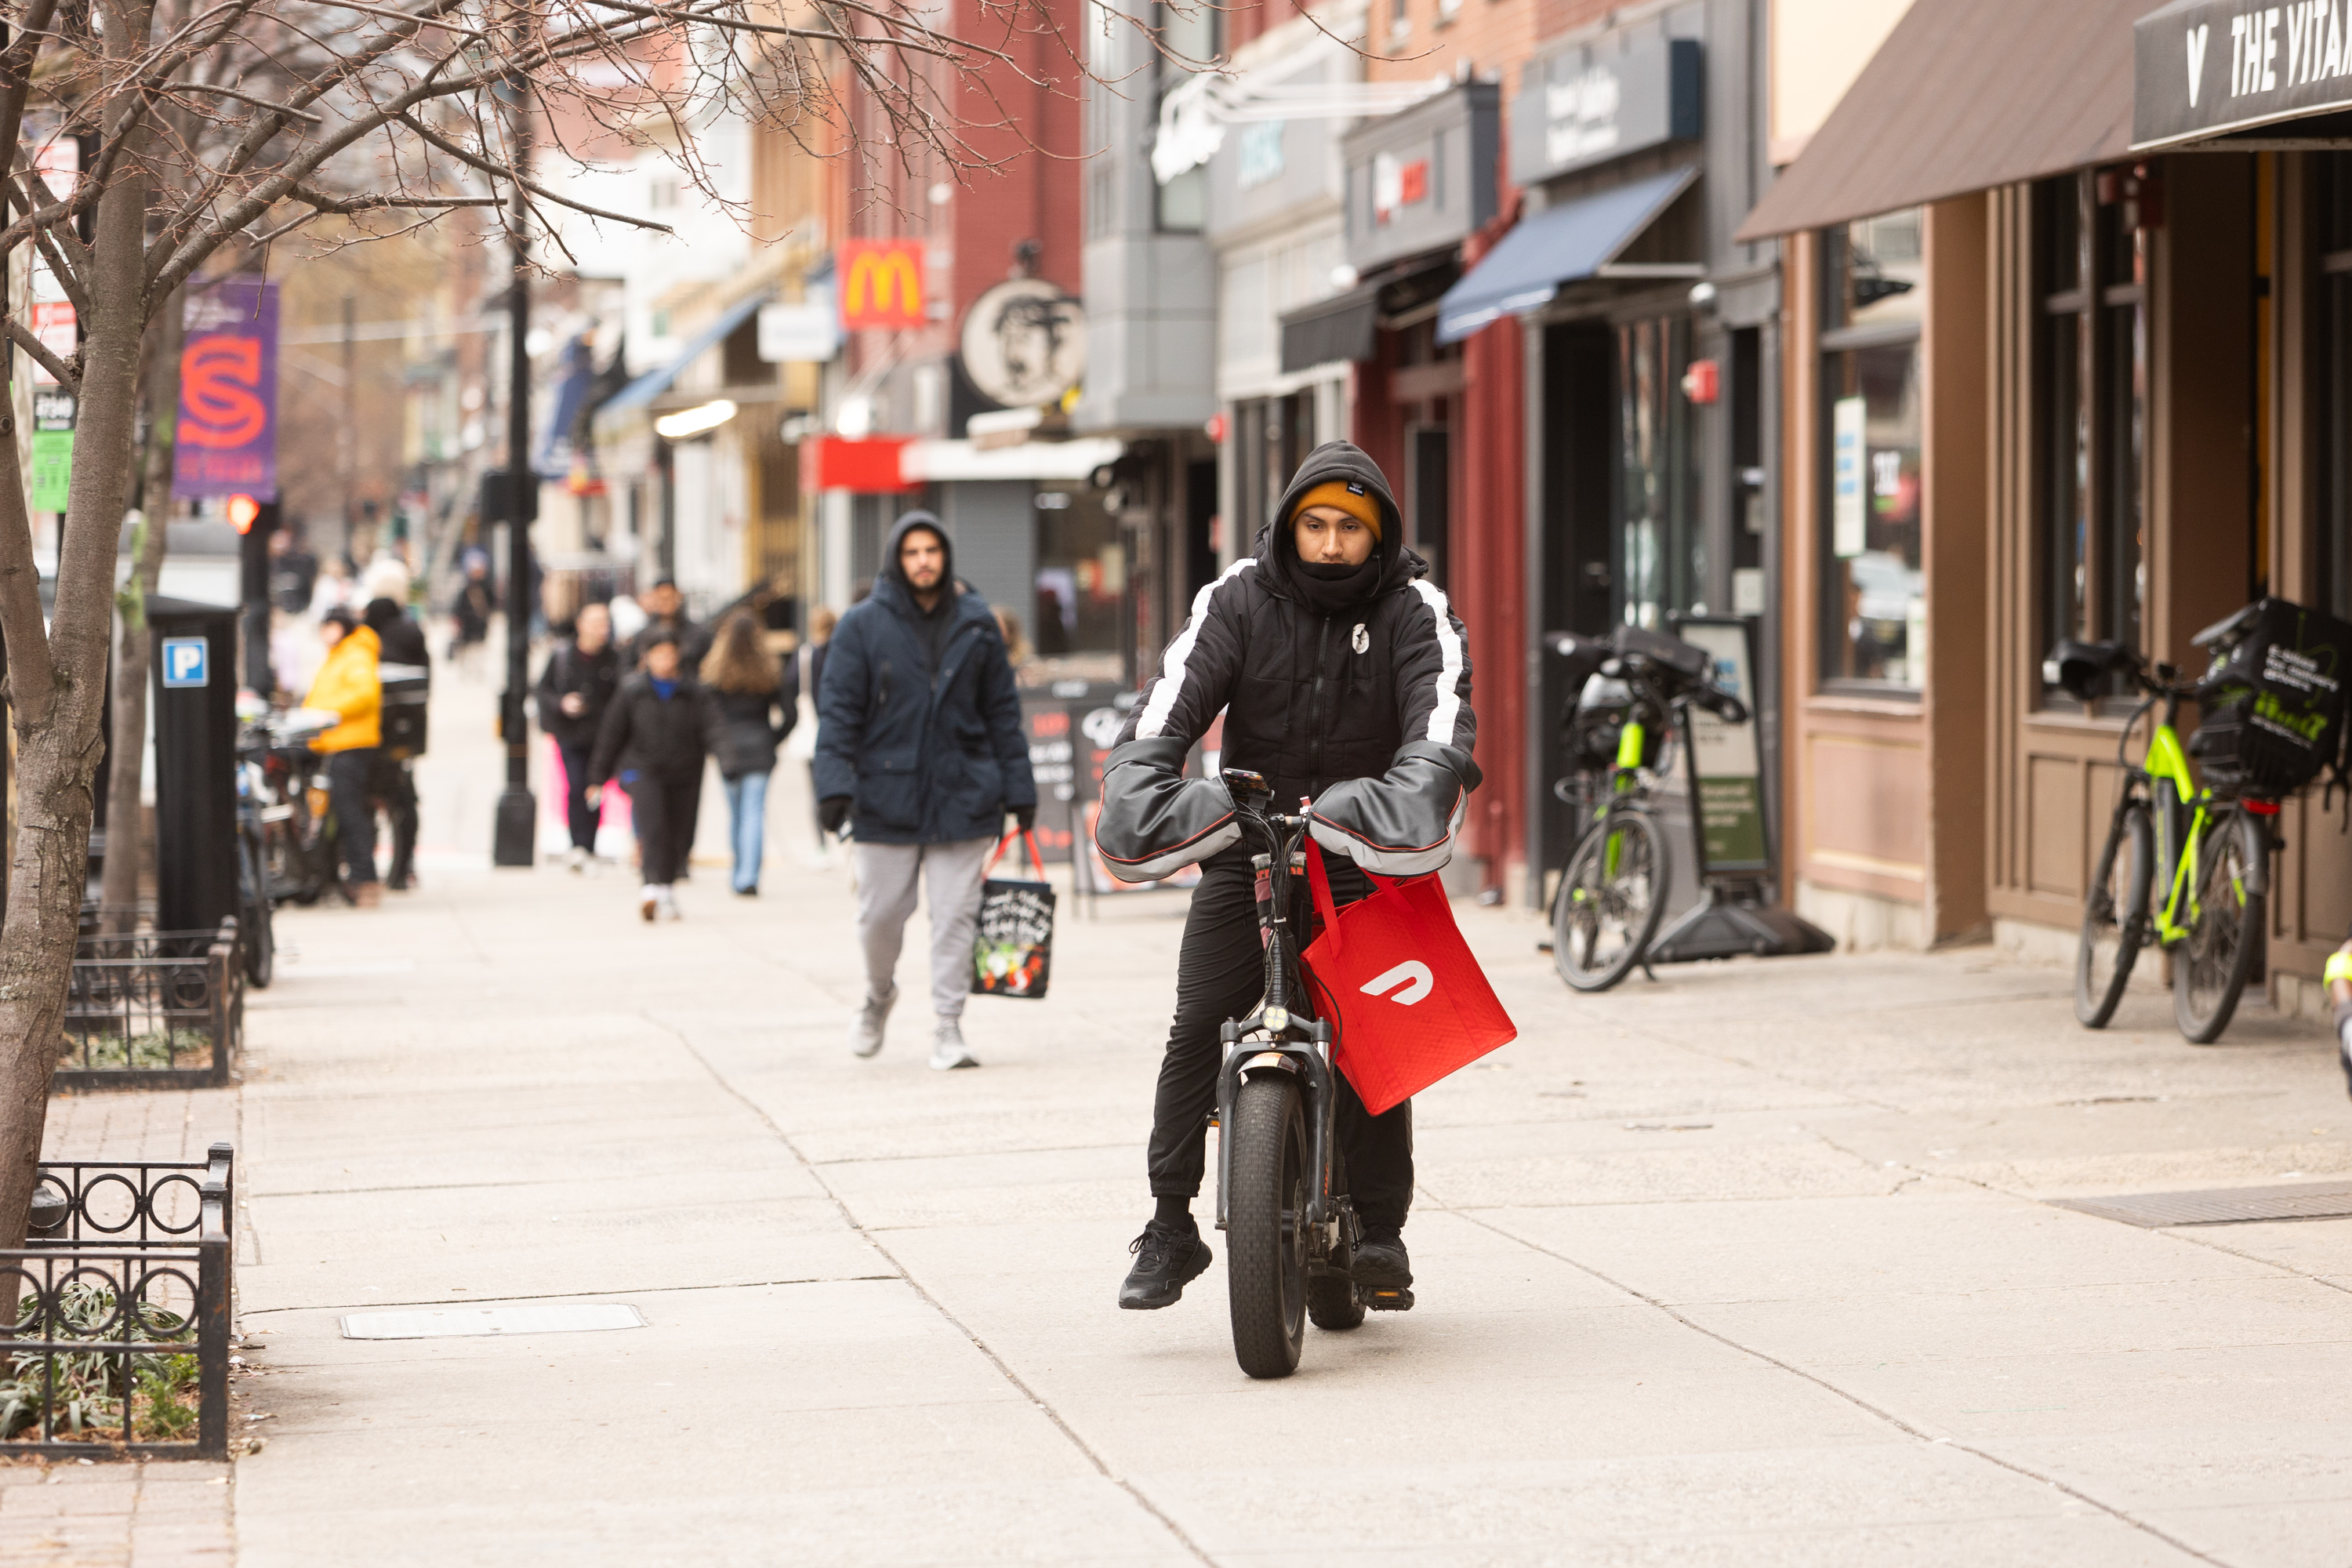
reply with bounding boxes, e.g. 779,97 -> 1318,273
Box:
1362,960 -> 1434,1006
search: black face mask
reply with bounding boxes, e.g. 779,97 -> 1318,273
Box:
1291,554 -> 1381,615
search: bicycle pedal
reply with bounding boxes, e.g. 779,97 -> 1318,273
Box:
1363,1287 -> 1414,1312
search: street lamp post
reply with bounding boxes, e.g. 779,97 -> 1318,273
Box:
490,83 -> 537,867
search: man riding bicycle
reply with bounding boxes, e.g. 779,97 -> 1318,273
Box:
1094,441 -> 1479,1311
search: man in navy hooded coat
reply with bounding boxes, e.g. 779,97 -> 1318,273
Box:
816,513 -> 1037,1069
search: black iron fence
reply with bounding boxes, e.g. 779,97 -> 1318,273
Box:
2,1144 -> 234,1458
56,920 -> 242,1090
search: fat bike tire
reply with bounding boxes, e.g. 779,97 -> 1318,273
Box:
2075,802 -> 2151,1029
2175,816 -> 2263,1045
1553,809 -> 1668,993
1226,1076 -> 1309,1378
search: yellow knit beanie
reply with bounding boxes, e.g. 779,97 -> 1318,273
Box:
1289,480 -> 1384,541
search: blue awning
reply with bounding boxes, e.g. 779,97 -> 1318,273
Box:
1435,168 -> 1698,344
595,288 -> 772,426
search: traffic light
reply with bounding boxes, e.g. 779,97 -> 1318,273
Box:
227,494 -> 261,533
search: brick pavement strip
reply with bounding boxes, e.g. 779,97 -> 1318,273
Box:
0,1461 -> 233,1567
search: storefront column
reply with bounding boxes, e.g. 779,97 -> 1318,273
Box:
1457,315 -> 1526,897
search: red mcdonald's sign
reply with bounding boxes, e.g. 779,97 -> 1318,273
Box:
838,240 -> 927,331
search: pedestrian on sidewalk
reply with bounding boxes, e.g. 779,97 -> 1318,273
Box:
449,553 -> 495,673
536,601 -> 622,871
629,578 -> 711,670
363,597 -> 426,891
699,610 -> 793,897
785,605 -> 836,864
305,605 -> 386,909
817,513 -> 1036,1069
589,631 -> 707,922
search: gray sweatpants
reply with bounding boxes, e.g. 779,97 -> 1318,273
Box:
854,837 -> 993,1018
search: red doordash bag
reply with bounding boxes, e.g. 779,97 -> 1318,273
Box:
1301,838 -> 1517,1115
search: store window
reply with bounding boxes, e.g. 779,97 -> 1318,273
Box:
1033,483 -> 1124,661
1617,314 -> 1702,630
2036,172 -> 2146,695
2321,154 -> 2352,619
1819,209 -> 1925,691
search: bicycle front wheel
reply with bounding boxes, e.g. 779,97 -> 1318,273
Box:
1226,1075 -> 1308,1379
239,830 -> 275,989
1553,809 -> 1668,993
2174,812 -> 2263,1044
2076,800 -> 2152,1029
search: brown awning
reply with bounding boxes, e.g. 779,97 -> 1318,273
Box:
1735,0 -> 2140,242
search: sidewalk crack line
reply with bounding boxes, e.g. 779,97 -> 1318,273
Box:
647,1011 -> 1218,1567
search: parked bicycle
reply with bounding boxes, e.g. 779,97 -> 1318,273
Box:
1546,626 -> 1748,993
239,706 -> 346,911
1211,767 -> 1398,1380
2057,597 -> 2350,1043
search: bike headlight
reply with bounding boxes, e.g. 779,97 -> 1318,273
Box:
1262,1007 -> 1289,1033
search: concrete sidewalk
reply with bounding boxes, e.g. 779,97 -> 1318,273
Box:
34,649 -> 2352,1565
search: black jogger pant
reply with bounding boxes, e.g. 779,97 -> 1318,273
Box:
325,748 -> 379,887
1147,844 -> 1415,1230
558,741 -> 598,853
626,774 -> 700,886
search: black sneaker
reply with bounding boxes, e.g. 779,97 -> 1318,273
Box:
1119,1221 -> 1211,1310
1353,1225 -> 1412,1290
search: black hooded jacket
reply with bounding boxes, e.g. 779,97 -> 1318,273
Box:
1095,441 -> 1479,880
814,512 -> 1036,844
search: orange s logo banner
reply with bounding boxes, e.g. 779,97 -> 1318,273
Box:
838,240 -> 927,330
179,336 -> 267,448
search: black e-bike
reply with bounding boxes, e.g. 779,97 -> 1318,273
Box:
1212,768 -> 1405,1380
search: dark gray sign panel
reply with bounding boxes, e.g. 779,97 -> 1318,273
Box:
2134,0 -> 2352,150
1341,82 -> 1501,273
1511,36 -> 1701,187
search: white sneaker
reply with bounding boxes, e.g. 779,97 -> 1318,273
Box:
930,1018 -> 978,1071
851,985 -> 898,1058
639,885 -> 660,923
659,887 -> 682,921
566,847 -> 587,874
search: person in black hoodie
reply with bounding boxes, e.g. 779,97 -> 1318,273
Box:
699,610 -> 793,896
537,601 -> 622,870
361,597 -> 428,890
816,513 -> 1036,1070
1092,439 -> 1479,1312
588,631 -> 707,921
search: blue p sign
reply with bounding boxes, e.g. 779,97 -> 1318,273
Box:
161,637 -> 209,688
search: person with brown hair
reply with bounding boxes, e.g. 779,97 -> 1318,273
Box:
699,611 -> 793,895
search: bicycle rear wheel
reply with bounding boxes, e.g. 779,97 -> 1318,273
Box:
1226,1075 -> 1308,1378
2174,813 -> 2263,1044
2075,800 -> 2151,1028
1553,809 -> 1667,993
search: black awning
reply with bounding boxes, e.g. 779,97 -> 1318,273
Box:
1279,289 -> 1378,374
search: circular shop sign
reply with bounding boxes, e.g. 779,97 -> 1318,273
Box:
960,279 -> 1087,409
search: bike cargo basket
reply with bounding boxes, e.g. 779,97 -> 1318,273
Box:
1566,677 -> 1659,772
2186,597 -> 2352,796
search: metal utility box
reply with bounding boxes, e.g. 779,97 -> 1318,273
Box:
147,597 -> 239,938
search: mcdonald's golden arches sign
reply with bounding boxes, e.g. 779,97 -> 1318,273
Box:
837,240 -> 927,331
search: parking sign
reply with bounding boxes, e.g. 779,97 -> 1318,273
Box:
161,637 -> 209,688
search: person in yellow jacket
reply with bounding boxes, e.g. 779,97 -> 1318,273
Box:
305,605 -> 385,907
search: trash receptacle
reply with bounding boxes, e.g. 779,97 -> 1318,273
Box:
147,597 -> 239,938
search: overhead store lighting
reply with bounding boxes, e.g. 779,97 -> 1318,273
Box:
654,399 -> 737,440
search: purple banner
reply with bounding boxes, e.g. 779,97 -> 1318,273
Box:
173,278 -> 278,501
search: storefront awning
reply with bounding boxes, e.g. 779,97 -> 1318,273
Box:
1279,289 -> 1378,375
2132,0 -> 2352,151
593,289 -> 771,431
1734,0 -> 2140,242
1434,167 -> 1697,345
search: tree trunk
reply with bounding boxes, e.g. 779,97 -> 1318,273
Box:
0,111 -> 154,1249
96,294 -> 185,931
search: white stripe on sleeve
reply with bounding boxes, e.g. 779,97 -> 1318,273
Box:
1407,579 -> 1465,746
1137,557 -> 1256,739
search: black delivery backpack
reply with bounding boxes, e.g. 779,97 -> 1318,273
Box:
2188,597 -> 2352,798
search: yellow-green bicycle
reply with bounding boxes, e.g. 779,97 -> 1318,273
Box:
2055,608 -> 2276,1044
